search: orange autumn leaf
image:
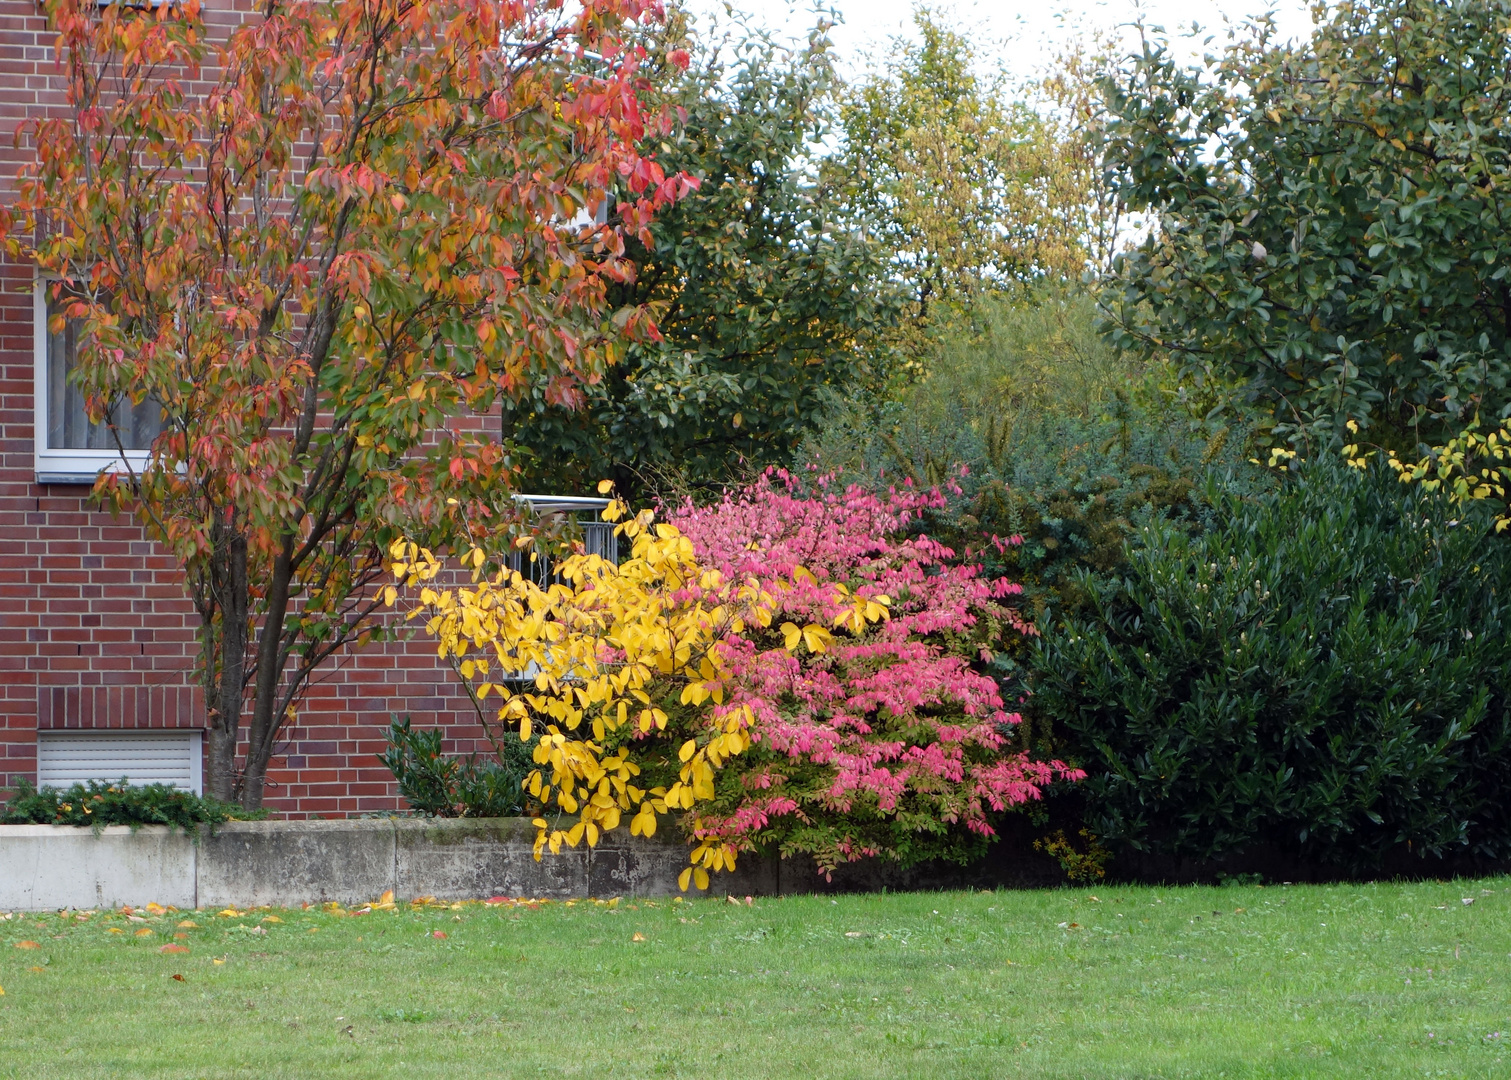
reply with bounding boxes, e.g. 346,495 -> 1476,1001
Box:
159,944 -> 190,954
13,941 -> 40,950
134,928 -> 154,938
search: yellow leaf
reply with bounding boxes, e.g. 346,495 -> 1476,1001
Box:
378,890 -> 395,906
781,622 -> 801,651
693,867 -> 710,891
679,739 -> 697,763
383,585 -> 398,606
678,867 -> 692,892
520,717 -> 532,742
597,479 -> 614,494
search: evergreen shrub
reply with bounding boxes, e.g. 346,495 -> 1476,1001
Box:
1,779 -> 263,833
1033,458 -> 1511,872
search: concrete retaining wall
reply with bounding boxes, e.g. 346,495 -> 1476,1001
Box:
0,818 -> 776,911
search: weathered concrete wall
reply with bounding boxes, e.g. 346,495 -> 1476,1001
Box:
0,824 -> 197,909
0,818 -> 779,910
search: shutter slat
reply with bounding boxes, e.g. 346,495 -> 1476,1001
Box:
37,732 -> 201,793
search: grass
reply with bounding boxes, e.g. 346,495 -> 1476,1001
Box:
2,878 -> 1510,1079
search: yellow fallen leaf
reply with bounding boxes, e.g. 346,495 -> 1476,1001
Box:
145,903 -> 167,915
218,910 -> 240,918
14,941 -> 40,950
134,928 -> 154,938
261,916 -> 282,924
0,985 -> 5,995
28,966 -> 45,973
378,890 -> 395,906
213,958 -> 226,965
177,920 -> 198,929
631,932 -> 646,942
108,928 -> 124,935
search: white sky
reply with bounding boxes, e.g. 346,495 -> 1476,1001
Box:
681,0 -> 1320,80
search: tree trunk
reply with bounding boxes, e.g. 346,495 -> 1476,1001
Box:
206,523 -> 249,803
237,543 -> 296,810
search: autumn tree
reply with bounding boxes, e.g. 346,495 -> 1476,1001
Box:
833,6 -> 1109,340
4,0 -> 691,807
502,9 -> 900,499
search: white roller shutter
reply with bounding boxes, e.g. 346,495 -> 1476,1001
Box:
37,731 -> 203,794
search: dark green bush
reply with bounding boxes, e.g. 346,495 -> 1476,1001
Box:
1,779 -> 263,833
379,717 -> 534,818
1033,458 -> 1511,871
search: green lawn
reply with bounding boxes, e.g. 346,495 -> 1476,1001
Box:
2,878 -> 1509,1078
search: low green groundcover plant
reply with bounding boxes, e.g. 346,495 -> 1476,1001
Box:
1034,457 -> 1511,872
0,779 -> 263,832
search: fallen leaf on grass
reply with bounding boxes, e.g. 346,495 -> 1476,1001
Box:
145,903 -> 167,915
160,944 -> 189,954
28,966 -> 45,974
213,958 -> 226,965
134,929 -> 154,938
108,928 -> 123,935
631,932 -> 647,942
431,931 -> 447,940
845,931 -> 870,939
1463,898 -> 1476,906
177,920 -> 198,929
14,941 -> 40,950
170,974 -> 185,982
262,916 -> 283,924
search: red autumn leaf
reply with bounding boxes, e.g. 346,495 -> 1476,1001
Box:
171,973 -> 186,981
159,944 -> 190,954
431,930 -> 447,939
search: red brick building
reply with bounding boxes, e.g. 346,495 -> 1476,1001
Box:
0,0 -> 597,816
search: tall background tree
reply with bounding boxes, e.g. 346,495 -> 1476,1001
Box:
5,0 -> 689,807
833,6 -> 1110,345
503,8 -> 900,499
1101,0 -> 1511,455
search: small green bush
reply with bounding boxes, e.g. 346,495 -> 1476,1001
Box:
379,716 -> 534,818
1033,458 -> 1511,871
1,779 -> 263,833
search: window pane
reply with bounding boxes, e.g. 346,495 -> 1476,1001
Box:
45,295 -> 163,451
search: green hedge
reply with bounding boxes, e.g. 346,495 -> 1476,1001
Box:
1032,459 -> 1511,872
1,779 -> 263,833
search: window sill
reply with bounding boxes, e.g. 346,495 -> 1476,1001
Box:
34,450 -> 152,486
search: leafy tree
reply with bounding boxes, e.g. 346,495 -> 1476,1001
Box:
1101,0 -> 1511,453
834,7 -> 1106,337
503,11 -> 900,499
4,0 -> 688,807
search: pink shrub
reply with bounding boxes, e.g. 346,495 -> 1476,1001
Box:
668,472 -> 1082,874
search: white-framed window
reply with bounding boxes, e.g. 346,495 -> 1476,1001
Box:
37,730 -> 204,795
34,282 -> 164,484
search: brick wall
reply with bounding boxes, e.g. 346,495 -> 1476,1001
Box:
0,0 -> 512,816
